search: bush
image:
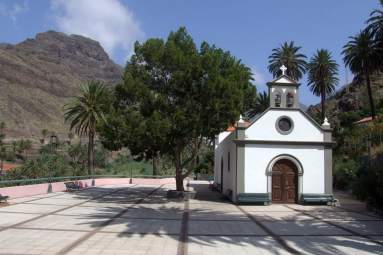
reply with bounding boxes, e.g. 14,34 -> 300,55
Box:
353,157 -> 383,209
339,111 -> 362,127
4,153 -> 86,180
333,157 -> 359,190
102,154 -> 153,176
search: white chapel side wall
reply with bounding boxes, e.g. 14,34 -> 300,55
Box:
244,144 -> 325,194
214,131 -> 236,195
228,140 -> 237,199
214,131 -> 231,184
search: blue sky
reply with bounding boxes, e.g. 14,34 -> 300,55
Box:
0,0 -> 380,106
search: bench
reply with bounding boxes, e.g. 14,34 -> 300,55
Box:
64,181 -> 81,192
212,182 -> 222,192
238,193 -> 270,205
207,177 -> 214,189
0,195 -> 9,203
301,194 -> 337,205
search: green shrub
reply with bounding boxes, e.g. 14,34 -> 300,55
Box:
4,153 -> 85,180
353,157 -> 383,209
333,157 -> 359,190
339,111 -> 362,127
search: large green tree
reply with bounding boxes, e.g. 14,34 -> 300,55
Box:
99,27 -> 253,191
64,81 -> 110,177
0,122 -> 5,172
307,49 -> 339,121
343,30 -> 382,120
268,41 -> 307,80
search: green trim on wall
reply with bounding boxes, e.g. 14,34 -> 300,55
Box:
233,139 -> 335,147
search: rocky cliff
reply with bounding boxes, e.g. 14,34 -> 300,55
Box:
0,31 -> 122,138
307,73 -> 383,125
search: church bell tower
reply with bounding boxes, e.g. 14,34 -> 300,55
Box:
267,65 -> 300,109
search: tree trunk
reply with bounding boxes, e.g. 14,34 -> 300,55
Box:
365,72 -> 376,120
195,138 -> 202,169
152,155 -> 157,176
88,132 -> 94,176
321,87 -> 326,122
175,147 -> 184,191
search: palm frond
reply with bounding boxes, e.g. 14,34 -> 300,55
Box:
307,49 -> 339,97
267,41 -> 307,80
64,81 -> 110,136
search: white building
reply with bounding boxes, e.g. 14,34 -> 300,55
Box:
214,66 -> 334,204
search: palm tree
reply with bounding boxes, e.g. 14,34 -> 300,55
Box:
68,132 -> 74,145
23,139 -> 32,160
343,30 -> 382,120
307,49 -> 339,122
257,91 -> 269,113
268,41 -> 307,80
64,81 -> 110,176
41,129 -> 48,144
243,91 -> 269,119
366,0 -> 383,45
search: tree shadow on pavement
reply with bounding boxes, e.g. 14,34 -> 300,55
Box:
62,182 -> 383,255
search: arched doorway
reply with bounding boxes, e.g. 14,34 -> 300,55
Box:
271,159 -> 298,203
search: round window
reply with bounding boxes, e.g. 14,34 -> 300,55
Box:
276,116 -> 294,134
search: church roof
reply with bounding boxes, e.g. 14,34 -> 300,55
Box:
266,65 -> 300,86
267,74 -> 300,86
226,121 -> 250,132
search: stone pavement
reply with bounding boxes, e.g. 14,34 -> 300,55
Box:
0,181 -> 381,255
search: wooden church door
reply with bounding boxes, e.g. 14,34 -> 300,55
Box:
272,159 -> 298,203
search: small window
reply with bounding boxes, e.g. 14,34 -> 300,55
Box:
227,152 -> 230,172
221,157 -> 223,172
275,94 -> 281,107
276,116 -> 294,135
287,93 -> 294,107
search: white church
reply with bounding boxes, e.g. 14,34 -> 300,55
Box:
214,66 -> 335,204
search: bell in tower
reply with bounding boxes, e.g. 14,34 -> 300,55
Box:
267,65 -> 300,109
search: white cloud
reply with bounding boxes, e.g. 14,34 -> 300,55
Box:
0,0 -> 29,24
251,66 -> 268,92
50,0 -> 143,61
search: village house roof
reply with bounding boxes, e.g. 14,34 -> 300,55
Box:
1,163 -> 19,172
354,116 -> 376,125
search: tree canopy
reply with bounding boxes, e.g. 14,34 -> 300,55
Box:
98,27 -> 255,191
307,49 -> 339,121
343,30 -> 382,119
268,41 -> 307,80
64,81 -> 111,175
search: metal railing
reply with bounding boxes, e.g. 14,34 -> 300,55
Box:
0,174 -> 175,188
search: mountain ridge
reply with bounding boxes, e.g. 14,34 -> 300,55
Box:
0,30 -> 123,138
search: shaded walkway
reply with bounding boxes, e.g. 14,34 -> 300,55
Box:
0,182 -> 381,254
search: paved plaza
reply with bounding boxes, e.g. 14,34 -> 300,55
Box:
0,181 -> 382,255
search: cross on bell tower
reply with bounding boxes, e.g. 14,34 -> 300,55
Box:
267,65 -> 300,109
280,65 -> 287,76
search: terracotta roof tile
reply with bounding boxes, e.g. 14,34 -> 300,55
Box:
1,163 -> 19,171
226,121 -> 250,132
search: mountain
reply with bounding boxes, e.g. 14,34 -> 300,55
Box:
0,31 -> 123,139
307,73 -> 383,125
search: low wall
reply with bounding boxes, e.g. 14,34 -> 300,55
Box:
0,178 -> 175,199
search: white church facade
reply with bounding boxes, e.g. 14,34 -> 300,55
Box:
214,66 -> 334,204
